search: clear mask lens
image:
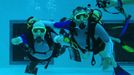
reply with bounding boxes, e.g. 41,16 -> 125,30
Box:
33,28 -> 46,33
75,13 -> 88,20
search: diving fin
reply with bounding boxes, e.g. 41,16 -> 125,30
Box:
119,15 -> 131,38
114,64 -> 131,75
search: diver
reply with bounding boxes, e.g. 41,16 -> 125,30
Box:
11,17 -> 64,75
96,0 -> 131,24
96,0 -> 133,54
26,6 -> 131,75
52,6 -> 131,75
95,0 -> 132,33
27,16 -> 82,63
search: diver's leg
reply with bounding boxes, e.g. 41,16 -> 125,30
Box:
105,0 -> 132,19
99,51 -> 116,70
108,56 -> 131,75
68,47 -> 81,62
114,64 -> 131,75
98,0 -> 134,8
59,45 -> 68,55
99,50 -> 131,75
24,51 -> 39,75
25,61 -> 38,75
112,57 -> 131,75
115,6 -> 131,20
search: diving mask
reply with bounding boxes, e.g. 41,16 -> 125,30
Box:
32,21 -> 47,42
74,12 -> 89,21
32,28 -> 46,33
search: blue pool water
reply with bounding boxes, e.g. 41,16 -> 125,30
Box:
0,0 -> 134,75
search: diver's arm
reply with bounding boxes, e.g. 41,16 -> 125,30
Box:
41,20 -> 55,28
54,20 -> 73,30
41,20 -> 71,29
95,24 -> 114,58
11,36 -> 23,45
11,34 -> 28,45
41,20 -> 72,33
39,20 -> 60,33
54,35 -> 70,46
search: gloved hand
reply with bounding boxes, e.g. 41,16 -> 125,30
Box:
92,9 -> 103,24
11,36 -> 23,45
54,35 -> 70,46
27,16 -> 38,28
